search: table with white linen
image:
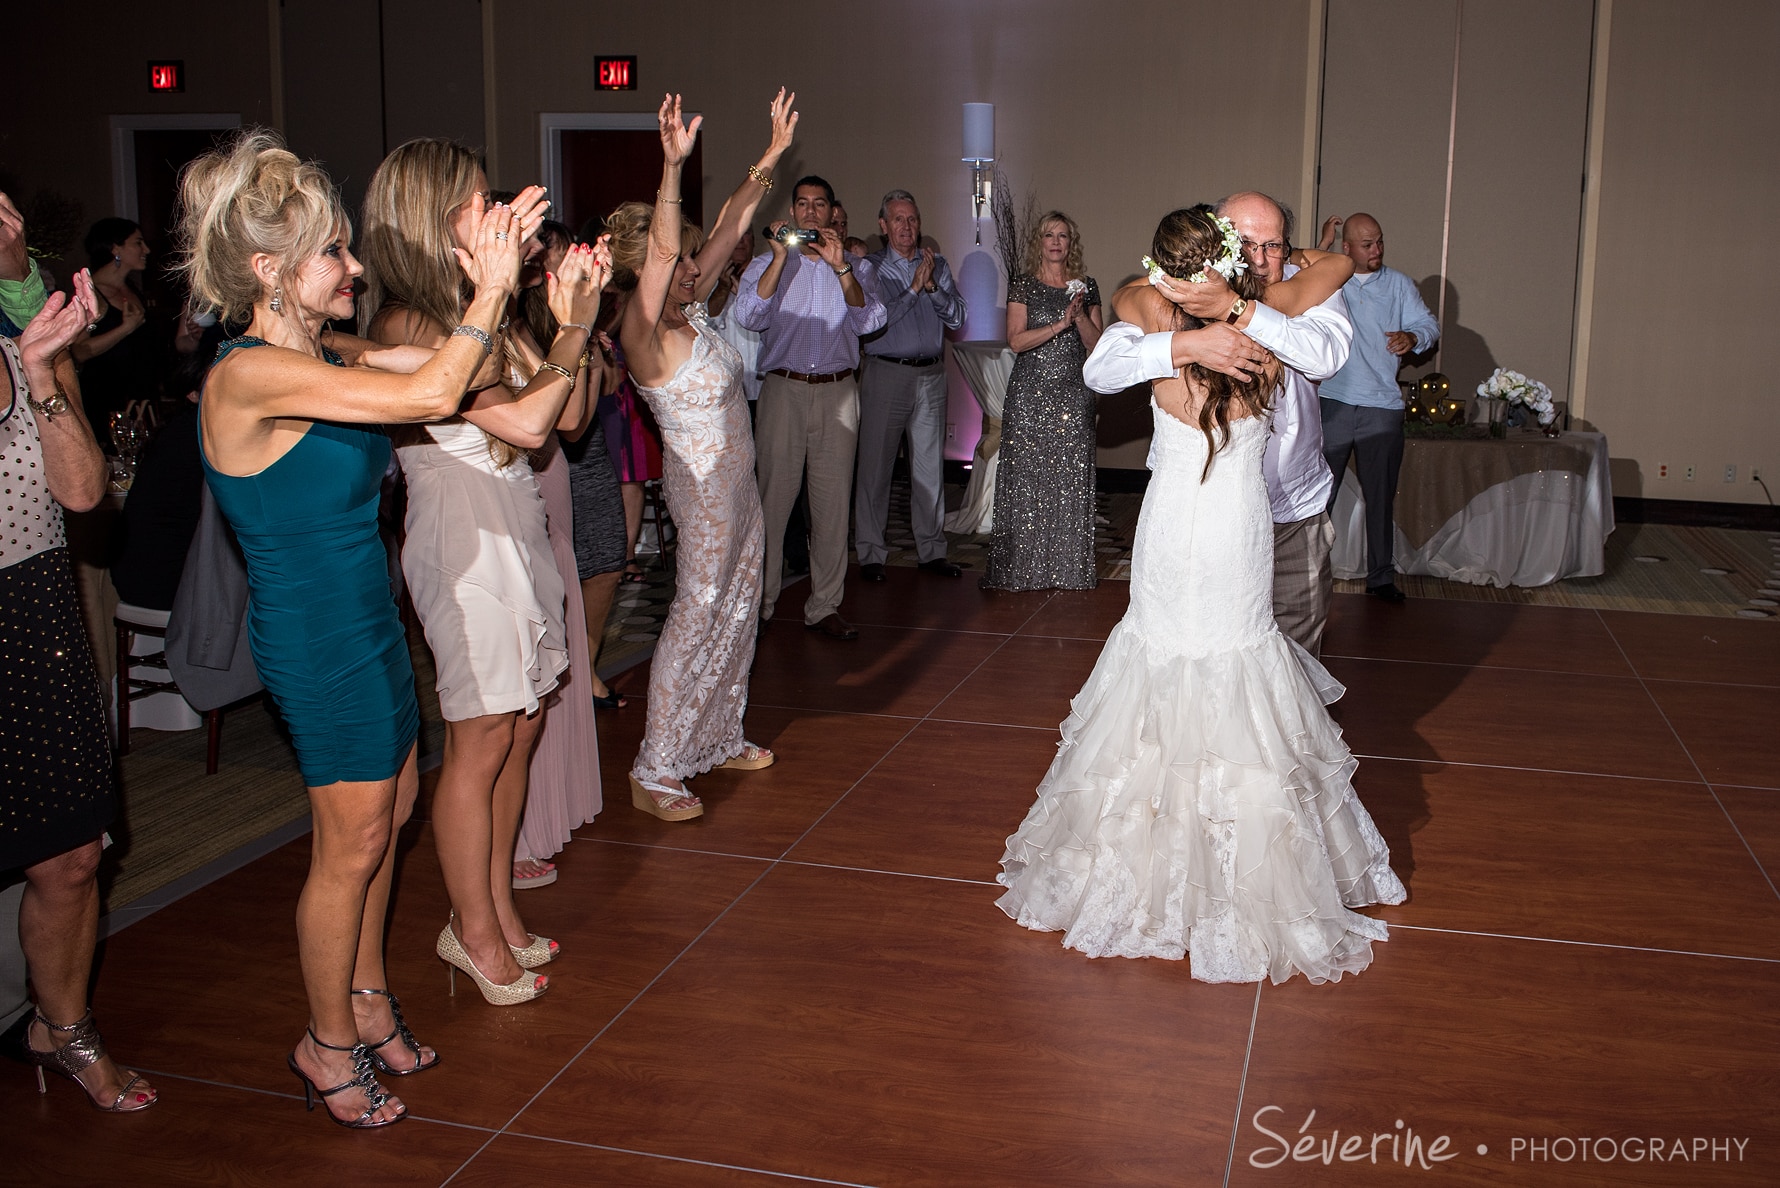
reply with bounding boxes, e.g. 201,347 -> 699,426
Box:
1331,429 -> 1613,587
945,341 -> 1016,535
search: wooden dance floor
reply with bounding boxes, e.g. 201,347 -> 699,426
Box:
11,570 -> 1779,1185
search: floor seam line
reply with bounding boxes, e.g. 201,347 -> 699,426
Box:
1391,922 -> 1780,962
1594,609 -> 1780,901
1223,983 -> 1263,1188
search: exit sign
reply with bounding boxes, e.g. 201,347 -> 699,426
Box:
596,56 -> 636,91
148,60 -> 184,92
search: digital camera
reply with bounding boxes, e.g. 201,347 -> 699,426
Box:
768,225 -> 823,247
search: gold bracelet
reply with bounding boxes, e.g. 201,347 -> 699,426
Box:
656,190 -> 682,204
536,361 -> 575,384
746,165 -> 773,191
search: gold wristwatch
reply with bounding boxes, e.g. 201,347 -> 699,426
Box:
29,385 -> 71,421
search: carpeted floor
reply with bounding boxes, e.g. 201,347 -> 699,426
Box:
103,478 -> 1774,915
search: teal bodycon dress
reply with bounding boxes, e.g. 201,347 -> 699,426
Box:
200,337 -> 419,786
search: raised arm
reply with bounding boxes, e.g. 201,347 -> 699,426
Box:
621,92 -> 701,375
1265,248 -> 1353,318
219,197 -> 522,425
691,89 -> 796,304
461,237 -> 610,448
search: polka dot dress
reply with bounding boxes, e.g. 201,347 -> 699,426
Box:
0,337 -> 115,872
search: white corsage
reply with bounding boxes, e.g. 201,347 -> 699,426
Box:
1064,278 -> 1087,300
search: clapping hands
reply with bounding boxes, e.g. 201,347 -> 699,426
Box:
546,235 -> 614,327
19,269 -> 101,367
452,195 -> 525,297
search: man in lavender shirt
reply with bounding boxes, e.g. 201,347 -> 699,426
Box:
733,176 -> 886,639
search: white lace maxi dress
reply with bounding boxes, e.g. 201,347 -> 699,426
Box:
997,406 -> 1406,984
631,306 -> 765,782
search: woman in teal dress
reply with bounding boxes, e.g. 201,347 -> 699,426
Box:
177,130 -> 525,1128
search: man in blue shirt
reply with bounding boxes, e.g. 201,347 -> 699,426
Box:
1316,212 -> 1439,602
854,190 -> 967,581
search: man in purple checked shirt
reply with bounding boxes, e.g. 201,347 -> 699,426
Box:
734,175 -> 886,640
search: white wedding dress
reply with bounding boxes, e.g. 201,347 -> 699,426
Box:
997,404 -> 1406,984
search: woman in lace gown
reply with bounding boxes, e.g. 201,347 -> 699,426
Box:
613,90 -> 796,822
984,212 -> 1104,591
998,206 -> 1404,984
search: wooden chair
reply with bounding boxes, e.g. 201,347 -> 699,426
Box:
114,602 -> 225,775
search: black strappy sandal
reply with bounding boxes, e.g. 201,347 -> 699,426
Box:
352,988 -> 439,1076
287,1029 -> 405,1128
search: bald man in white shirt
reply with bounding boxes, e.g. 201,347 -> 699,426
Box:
1084,192 -> 1353,656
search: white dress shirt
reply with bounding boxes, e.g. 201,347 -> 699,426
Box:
1082,277 -> 1353,523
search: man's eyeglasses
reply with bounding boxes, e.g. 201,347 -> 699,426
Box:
1241,239 -> 1290,259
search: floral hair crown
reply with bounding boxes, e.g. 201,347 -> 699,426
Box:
1143,214 -> 1249,287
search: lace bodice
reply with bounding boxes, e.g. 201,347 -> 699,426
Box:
1127,408 -> 1274,657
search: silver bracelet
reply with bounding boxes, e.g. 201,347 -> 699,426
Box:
557,322 -> 595,339
451,324 -> 494,355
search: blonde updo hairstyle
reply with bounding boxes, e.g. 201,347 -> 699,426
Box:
1149,204 -> 1277,481
602,201 -> 706,294
1020,211 -> 1085,281
175,128 -> 348,323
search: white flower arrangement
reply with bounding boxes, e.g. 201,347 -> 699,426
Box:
1142,215 -> 1249,288
1064,278 -> 1087,300
1477,367 -> 1556,426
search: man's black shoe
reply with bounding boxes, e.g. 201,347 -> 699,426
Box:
805,613 -> 859,640
918,559 -> 963,578
1367,582 -> 1407,603
859,563 -> 887,583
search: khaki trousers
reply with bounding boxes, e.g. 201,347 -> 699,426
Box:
755,371 -> 859,624
1272,511 -> 1334,657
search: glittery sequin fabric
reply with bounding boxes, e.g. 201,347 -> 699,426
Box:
996,410 -> 1405,984
1,336 -> 115,868
631,306 -> 764,782
984,274 -> 1101,591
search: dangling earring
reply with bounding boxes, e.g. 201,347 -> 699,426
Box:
269,286 -> 283,315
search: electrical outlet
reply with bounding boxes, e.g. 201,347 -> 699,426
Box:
1754,466 -> 1765,483
945,422 -> 956,441
1725,464 -> 1738,483
1658,462 -> 1670,479
1684,465 -> 1696,482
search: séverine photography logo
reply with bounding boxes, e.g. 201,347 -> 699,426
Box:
1246,1107 -> 1754,1171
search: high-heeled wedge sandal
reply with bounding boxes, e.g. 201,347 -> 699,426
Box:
715,742 -> 775,771
510,934 -> 560,969
629,773 -> 703,821
351,988 -> 439,1076
24,1009 -> 156,1113
287,1029 -> 404,1128
436,920 -> 548,1005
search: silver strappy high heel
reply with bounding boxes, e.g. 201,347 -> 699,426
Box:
25,1009 -> 157,1113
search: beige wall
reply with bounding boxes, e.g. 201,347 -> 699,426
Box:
481,0 -> 1319,468
1580,1 -> 1780,503
8,1 -> 1776,502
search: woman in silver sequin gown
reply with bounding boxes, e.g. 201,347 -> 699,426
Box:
984,212 -> 1104,591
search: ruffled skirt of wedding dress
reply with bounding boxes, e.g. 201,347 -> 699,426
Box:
996,619 -> 1407,984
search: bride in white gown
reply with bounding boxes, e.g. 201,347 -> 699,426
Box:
997,205 -> 1405,984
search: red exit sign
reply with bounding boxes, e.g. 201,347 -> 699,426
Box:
596,56 -> 636,91
148,60 -> 184,92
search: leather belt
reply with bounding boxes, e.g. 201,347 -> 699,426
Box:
766,367 -> 855,384
873,354 -> 942,368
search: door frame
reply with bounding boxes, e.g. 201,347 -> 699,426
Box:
537,111 -> 696,215
110,113 -> 243,220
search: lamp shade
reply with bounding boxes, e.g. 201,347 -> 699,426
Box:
963,103 -> 994,161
